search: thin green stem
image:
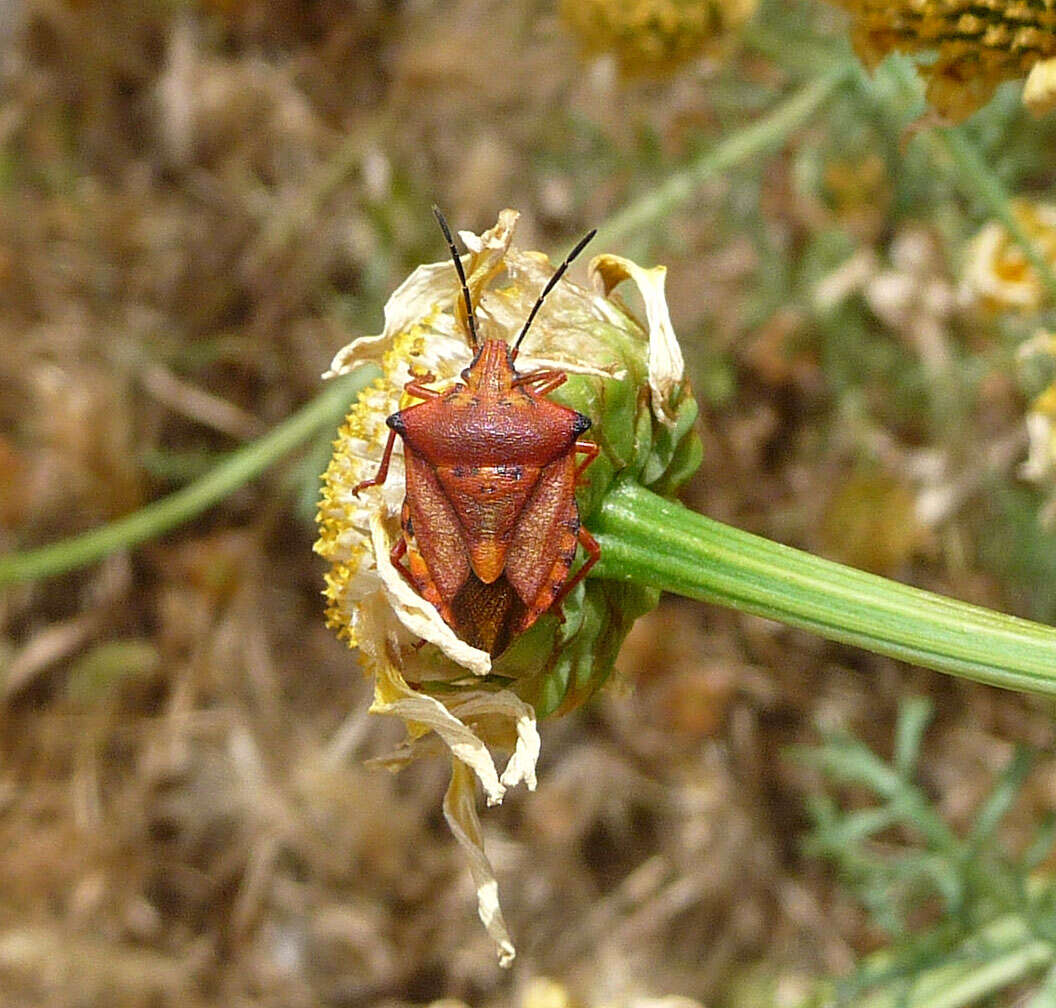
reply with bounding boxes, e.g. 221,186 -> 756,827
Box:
0,367 -> 378,587
878,54 -> 1056,305
841,909 -> 1054,1007
594,478 -> 1056,697
937,127 -> 1056,305
912,940 -> 1053,1008
0,73 -> 853,592
594,66 -> 851,249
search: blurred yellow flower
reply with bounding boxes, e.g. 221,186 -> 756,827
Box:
833,0 -> 1056,120
560,0 -> 758,77
1018,331 -> 1056,488
961,200 -> 1056,312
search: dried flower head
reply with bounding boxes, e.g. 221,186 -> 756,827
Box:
833,0 -> 1056,120
560,0 -> 757,77
962,200 -> 1056,312
314,210 -> 700,963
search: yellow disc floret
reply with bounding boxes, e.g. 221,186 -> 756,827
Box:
833,0 -> 1056,120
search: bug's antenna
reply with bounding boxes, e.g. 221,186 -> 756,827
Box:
432,205 -> 480,348
511,227 -> 597,360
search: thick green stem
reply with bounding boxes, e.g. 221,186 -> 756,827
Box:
0,367 -> 379,587
594,478 -> 1056,697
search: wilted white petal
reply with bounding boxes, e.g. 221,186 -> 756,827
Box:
443,760 -> 516,968
324,262 -> 459,377
499,712 -> 540,791
460,208 -> 519,255
371,515 -> 492,676
589,254 -> 685,427
371,659 -> 506,805
447,691 -> 540,791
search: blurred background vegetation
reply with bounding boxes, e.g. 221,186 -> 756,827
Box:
6,0 -> 1056,1005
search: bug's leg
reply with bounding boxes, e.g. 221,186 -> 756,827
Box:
389,535 -> 414,586
573,439 -> 599,481
550,526 -> 601,616
404,372 -> 443,400
352,428 -> 399,496
512,369 -> 567,397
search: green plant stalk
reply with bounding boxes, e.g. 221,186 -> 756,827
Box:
821,908 -> 1054,1008
594,478 -> 1056,697
9,415 -> 1056,695
0,367 -> 379,587
594,66 -> 850,249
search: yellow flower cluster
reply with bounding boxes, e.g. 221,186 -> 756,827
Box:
1016,332 -> 1056,509
959,203 -> 1056,497
961,199 -> 1056,311
834,0 -> 1056,120
560,0 -> 757,77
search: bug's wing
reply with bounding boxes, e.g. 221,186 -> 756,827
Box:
504,454 -> 579,619
403,448 -> 472,601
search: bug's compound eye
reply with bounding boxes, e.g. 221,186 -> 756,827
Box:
460,367 -> 471,381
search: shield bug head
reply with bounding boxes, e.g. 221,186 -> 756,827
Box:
352,209 -> 601,657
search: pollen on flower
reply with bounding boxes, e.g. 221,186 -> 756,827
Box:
315,314 -> 464,656
832,0 -> 1056,120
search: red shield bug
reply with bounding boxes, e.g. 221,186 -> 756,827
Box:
353,208 -> 601,657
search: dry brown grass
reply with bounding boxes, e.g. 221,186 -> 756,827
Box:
2,1 -> 1055,1005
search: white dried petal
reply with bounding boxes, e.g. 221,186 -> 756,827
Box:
443,760 -> 516,968
370,655 -> 507,805
460,208 -> 519,255
589,254 -> 685,427
323,261 -> 467,378
499,712 -> 540,791
372,515 -> 492,676
447,692 -> 540,792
